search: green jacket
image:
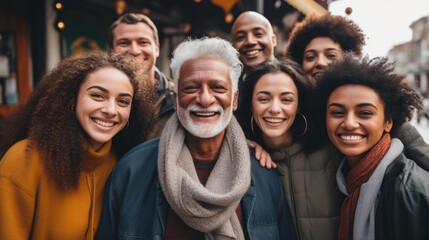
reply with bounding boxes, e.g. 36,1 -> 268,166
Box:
271,142 -> 342,240
146,68 -> 175,140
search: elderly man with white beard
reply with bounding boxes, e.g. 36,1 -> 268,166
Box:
96,37 -> 297,240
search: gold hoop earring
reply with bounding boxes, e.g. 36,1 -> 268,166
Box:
251,115 -> 255,134
299,113 -> 308,136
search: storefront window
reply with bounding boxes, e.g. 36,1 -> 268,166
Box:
0,32 -> 18,105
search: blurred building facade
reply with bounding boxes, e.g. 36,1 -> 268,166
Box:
0,0 -> 331,117
388,15 -> 429,96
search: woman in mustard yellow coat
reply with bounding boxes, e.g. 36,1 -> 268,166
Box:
0,51 -> 155,239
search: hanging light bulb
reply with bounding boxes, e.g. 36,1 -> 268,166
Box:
57,21 -> 65,29
182,23 -> 192,33
55,20 -> 65,31
272,25 -> 278,34
225,13 -> 234,24
114,0 -> 127,16
274,0 -> 281,8
54,2 -> 63,10
141,8 -> 150,15
53,1 -> 65,31
208,30 -> 217,37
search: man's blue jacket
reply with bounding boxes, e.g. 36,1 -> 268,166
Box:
96,138 -> 297,240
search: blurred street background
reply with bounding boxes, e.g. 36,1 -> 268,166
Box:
330,0 -> 429,143
1,0 -> 428,141
412,117 -> 429,144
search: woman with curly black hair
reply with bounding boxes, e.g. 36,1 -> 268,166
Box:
285,13 -> 365,80
0,51 -> 156,239
316,54 -> 429,240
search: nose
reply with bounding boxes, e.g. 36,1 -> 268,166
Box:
101,100 -> 117,116
342,115 -> 359,129
315,56 -> 329,69
196,86 -> 215,107
129,42 -> 141,56
268,99 -> 281,114
244,33 -> 257,45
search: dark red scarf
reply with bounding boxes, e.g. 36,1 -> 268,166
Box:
338,133 -> 391,240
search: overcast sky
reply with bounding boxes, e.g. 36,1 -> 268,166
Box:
329,0 -> 429,58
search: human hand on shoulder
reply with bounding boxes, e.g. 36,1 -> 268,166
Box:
247,139 -> 277,169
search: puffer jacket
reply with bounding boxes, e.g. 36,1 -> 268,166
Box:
375,151 -> 429,240
271,141 -> 343,240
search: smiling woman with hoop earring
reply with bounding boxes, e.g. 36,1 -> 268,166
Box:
235,58 -> 343,240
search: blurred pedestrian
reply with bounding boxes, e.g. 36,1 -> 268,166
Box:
422,97 -> 429,124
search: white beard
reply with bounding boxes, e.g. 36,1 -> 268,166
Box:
176,100 -> 233,139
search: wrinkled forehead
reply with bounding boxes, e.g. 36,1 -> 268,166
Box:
179,57 -> 230,81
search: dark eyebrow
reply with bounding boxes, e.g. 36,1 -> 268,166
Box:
357,102 -> 378,109
87,85 -> 108,92
304,47 -> 339,54
182,79 -> 227,85
87,85 -> 133,98
256,91 -> 295,96
327,103 -> 344,109
328,102 -> 378,109
117,37 -> 150,41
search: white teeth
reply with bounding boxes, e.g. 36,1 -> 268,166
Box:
340,135 -> 363,141
194,112 -> 216,117
94,119 -> 114,127
264,118 -> 284,123
245,50 -> 259,56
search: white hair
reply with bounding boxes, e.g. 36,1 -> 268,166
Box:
170,37 -> 243,93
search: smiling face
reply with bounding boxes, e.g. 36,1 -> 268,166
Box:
302,37 -> 342,79
174,57 -> 238,140
326,84 -> 393,167
111,22 -> 159,76
252,72 -> 298,149
75,67 -> 134,150
231,12 -> 277,69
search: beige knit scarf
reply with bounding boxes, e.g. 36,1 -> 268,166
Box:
158,114 -> 251,240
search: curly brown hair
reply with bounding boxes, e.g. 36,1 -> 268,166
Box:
0,51 -> 156,191
285,14 -> 365,64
